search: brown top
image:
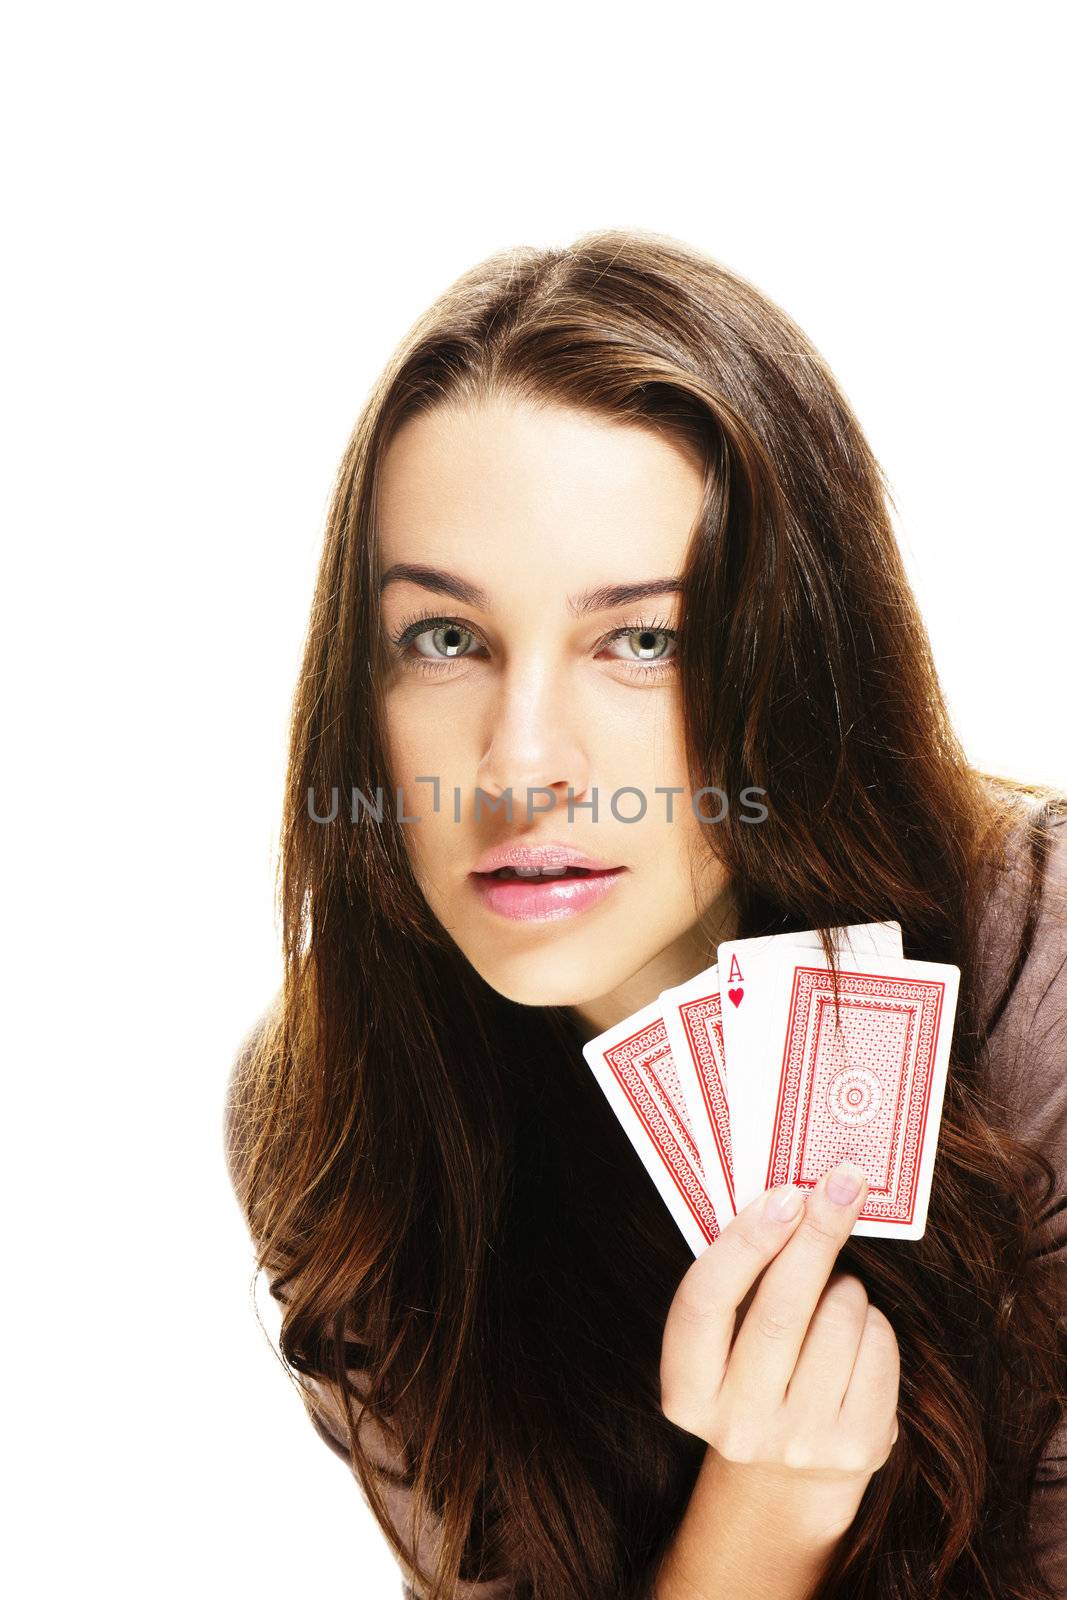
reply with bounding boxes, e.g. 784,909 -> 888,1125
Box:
272,810 -> 1067,1598
973,809 -> 1067,1594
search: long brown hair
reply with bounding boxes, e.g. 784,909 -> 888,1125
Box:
224,229 -> 1067,1599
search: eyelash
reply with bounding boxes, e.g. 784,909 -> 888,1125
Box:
387,610 -> 680,681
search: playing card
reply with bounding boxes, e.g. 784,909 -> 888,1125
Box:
581,996 -> 730,1255
718,923 -> 903,1212
730,946 -> 959,1238
658,964 -> 736,1219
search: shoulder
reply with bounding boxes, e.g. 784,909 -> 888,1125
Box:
978,808 -> 1067,1166
222,1002 -> 280,1200
978,808 -> 1067,1032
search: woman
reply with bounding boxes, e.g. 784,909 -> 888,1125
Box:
224,229 -> 1067,1599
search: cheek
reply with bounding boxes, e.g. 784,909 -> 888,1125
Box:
600,694 -> 691,815
382,690 -> 458,786
381,694 -> 468,885
608,705 -> 720,903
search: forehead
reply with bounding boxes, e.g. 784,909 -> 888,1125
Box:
376,394 -> 706,586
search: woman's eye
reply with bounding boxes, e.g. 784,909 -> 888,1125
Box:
387,616 -> 487,675
600,625 -> 679,673
411,621 -> 481,662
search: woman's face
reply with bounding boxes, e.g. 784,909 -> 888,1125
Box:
377,393 -> 735,1040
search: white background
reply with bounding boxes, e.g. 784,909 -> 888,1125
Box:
4,3 -> 1064,1596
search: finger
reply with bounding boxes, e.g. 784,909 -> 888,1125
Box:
783,1272 -> 870,1422
723,1160 -> 869,1404
660,1182 -> 808,1418
839,1304 -> 901,1454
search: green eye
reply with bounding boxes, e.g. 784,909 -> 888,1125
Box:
412,622 -> 477,659
603,626 -> 678,665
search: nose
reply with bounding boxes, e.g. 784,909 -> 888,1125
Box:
476,658 -> 592,816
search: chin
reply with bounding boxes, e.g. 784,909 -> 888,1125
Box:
470,960 -> 590,1009
460,940 -> 623,1011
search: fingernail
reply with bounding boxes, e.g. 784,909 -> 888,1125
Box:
826,1160 -> 866,1207
764,1183 -> 804,1222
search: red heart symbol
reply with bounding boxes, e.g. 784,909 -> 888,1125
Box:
728,987 -> 744,1007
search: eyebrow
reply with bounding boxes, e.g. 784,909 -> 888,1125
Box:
378,562 -> 686,618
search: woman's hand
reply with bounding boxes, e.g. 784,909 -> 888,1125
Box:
659,1160 -> 900,1541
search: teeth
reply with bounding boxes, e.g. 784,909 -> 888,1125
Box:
492,865 -> 574,878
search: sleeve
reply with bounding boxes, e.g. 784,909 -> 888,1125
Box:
297,1368 -> 518,1600
224,1015 -> 520,1597
982,813 -> 1067,1590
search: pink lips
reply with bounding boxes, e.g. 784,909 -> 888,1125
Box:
468,840 -> 627,923
468,864 -> 628,922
